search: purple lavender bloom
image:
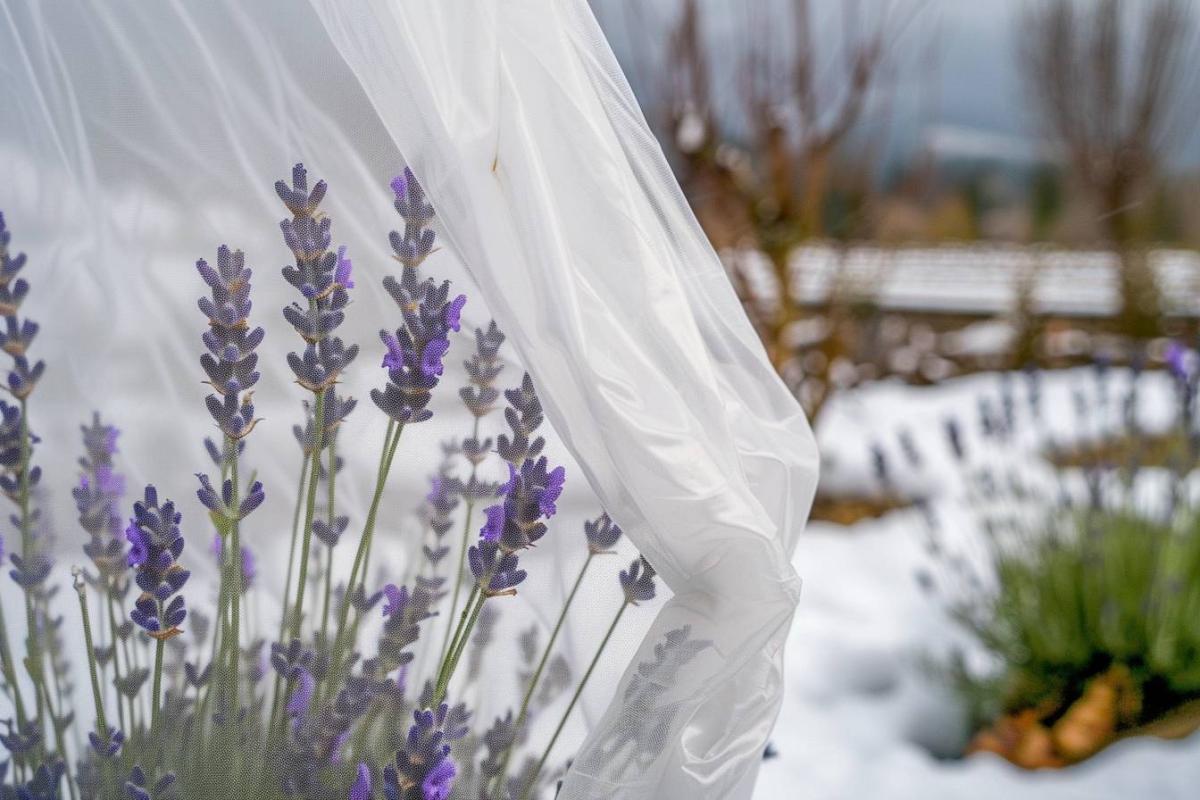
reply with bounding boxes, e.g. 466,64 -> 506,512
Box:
210,533 -> 256,592
444,295 -> 465,332
389,167 -> 436,268
241,546 -> 257,588
196,245 -> 264,441
0,212 -> 45,399
421,757 -> 456,800
382,583 -> 406,618
371,171 -> 466,425
288,667 -> 315,719
619,556 -> 657,604
460,321 -> 505,423
88,725 -> 125,758
381,704 -> 459,800
351,763 -> 372,800
496,374 -> 545,464
75,414 -> 128,582
125,523 -> 149,568
124,764 -> 176,800
584,512 -> 623,554
1166,340 -> 1188,378
479,505 -> 505,544
374,583 -> 435,674
468,374 -> 563,595
196,473 -> 265,521
126,486 -> 189,638
336,246 -> 355,289
277,164 -> 360,394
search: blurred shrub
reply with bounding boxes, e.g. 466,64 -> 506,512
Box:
958,509 -> 1200,712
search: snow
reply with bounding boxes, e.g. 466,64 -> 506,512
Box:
757,367 -> 1200,799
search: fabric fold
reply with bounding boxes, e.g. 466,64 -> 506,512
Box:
308,1 -> 819,797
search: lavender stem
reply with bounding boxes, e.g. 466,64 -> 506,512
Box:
74,571 -> 109,739
332,419 -> 402,656
440,417 -> 481,666
494,553 -> 595,794
289,387 -> 327,641
0,587 -> 28,726
227,443 -> 242,712
522,601 -> 629,800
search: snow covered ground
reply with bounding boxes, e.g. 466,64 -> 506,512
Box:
757,367 -> 1200,799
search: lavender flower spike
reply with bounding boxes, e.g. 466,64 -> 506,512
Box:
372,171 -> 465,424
350,763 -> 372,800
126,486 -> 189,640
382,705 -> 458,800
0,211 -> 45,398
278,163 -> 359,393
196,246 -> 264,441
469,455 -> 566,596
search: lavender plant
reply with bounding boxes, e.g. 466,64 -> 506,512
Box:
0,168 -> 660,799
911,354 -> 1200,765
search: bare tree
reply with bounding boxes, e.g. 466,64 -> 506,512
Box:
1019,0 -> 1197,336
649,0 -> 917,415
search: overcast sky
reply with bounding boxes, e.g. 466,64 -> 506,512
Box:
597,0 -> 1200,169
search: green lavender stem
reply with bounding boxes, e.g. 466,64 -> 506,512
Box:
74,574 -> 108,737
440,418 -> 481,665
289,389 -> 328,640
433,586 -> 486,707
494,554 -> 594,794
103,591 -> 127,734
35,678 -> 77,800
16,398 -> 45,733
151,618 -> 165,730
227,444 -> 242,712
0,594 -> 28,726
331,420 -> 402,656
271,451 -> 310,722
320,435 -> 338,642
522,601 -> 629,800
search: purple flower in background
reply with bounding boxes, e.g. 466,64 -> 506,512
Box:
382,583 -> 406,618
350,763 -> 372,800
288,667 -> 315,719
371,169 -> 466,425
496,374 -> 545,464
375,582 -> 435,674
126,486 -> 189,638
75,413 -> 128,582
88,725 -> 125,758
210,534 -> 256,591
1166,340 -> 1188,378
459,321 -> 506,432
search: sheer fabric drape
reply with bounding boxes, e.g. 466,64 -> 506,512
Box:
1,0 -> 818,796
